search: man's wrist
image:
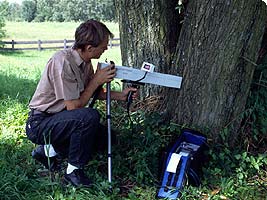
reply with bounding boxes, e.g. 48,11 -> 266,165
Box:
91,77 -> 101,88
109,91 -> 124,101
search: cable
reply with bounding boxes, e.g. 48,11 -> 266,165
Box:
122,70 -> 148,132
135,71 -> 148,82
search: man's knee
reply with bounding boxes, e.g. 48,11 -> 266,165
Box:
84,108 -> 100,124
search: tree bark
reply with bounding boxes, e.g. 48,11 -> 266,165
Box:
114,0 -> 181,96
115,0 -> 267,144
165,0 -> 267,142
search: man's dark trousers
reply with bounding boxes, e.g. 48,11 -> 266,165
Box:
26,107 -> 100,168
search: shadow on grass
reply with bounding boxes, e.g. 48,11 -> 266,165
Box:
0,72 -> 37,104
0,50 -> 43,59
0,50 -> 26,56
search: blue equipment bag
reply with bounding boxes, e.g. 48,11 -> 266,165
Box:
157,129 -> 208,199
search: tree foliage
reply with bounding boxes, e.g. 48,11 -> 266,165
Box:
0,0 -> 9,17
2,0 -> 116,22
0,1 -> 7,46
7,3 -> 22,21
0,19 -> 6,47
21,0 -> 36,22
35,0 -> 57,22
0,1 -> 22,21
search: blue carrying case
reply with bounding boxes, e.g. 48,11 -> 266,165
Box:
157,129 -> 208,199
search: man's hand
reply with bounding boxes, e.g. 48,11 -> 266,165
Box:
121,87 -> 139,101
103,87 -> 139,102
93,62 -> 116,86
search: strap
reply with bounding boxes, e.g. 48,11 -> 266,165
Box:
89,86 -> 102,108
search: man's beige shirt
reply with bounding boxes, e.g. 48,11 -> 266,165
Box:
29,48 -> 94,113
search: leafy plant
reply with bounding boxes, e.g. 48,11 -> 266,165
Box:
240,48 -> 267,153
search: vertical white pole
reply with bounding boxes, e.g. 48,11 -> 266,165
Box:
106,82 -> 112,183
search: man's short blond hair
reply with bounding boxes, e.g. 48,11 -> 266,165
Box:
73,19 -> 114,51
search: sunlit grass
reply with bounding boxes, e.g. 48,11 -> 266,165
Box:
3,21 -> 120,41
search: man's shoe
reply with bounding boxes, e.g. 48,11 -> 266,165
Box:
32,145 -> 59,172
64,169 -> 92,187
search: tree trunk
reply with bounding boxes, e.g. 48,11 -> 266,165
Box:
165,0 -> 267,143
114,0 -> 181,97
115,0 -> 267,144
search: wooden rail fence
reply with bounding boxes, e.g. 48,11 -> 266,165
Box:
0,38 -> 120,51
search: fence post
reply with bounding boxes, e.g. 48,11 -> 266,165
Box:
12,40 -> 14,50
64,39 -> 67,50
38,40 -> 41,51
109,38 -> 113,49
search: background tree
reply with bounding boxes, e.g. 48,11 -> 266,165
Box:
0,18 -> 6,47
0,0 -> 116,22
7,3 -> 22,21
0,0 -> 9,18
21,0 -> 36,22
35,0 -> 56,22
93,0 -> 116,21
115,0 -> 267,145
0,1 -> 7,47
60,0 -> 89,21
1,0 -> 23,21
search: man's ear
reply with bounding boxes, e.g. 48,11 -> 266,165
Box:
86,45 -> 93,52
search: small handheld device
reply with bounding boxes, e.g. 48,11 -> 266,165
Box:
122,80 -> 144,105
141,62 -> 155,73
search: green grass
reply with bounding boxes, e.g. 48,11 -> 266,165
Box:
2,21 -> 121,51
3,21 -> 120,40
1,22 -> 267,200
1,21 -> 121,65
